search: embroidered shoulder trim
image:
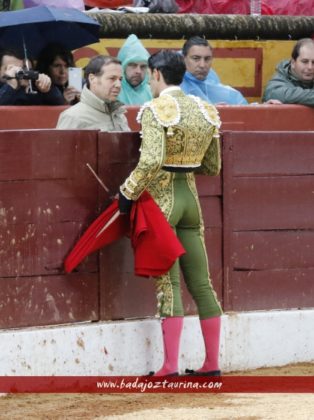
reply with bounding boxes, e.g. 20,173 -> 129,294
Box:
136,101 -> 151,124
136,95 -> 180,127
188,95 -> 221,128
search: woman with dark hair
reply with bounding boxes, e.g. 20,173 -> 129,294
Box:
36,43 -> 81,105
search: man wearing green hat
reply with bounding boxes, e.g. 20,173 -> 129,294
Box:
117,34 -> 152,105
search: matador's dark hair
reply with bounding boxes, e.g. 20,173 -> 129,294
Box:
148,50 -> 186,85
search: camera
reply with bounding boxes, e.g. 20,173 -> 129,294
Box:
15,69 -> 39,81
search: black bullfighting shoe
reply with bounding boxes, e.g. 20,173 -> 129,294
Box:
184,369 -> 221,376
148,371 -> 179,377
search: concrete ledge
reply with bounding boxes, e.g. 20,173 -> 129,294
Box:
0,309 -> 313,375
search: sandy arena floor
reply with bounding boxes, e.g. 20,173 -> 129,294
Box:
0,363 -> 313,420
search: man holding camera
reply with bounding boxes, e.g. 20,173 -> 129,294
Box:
0,49 -> 64,105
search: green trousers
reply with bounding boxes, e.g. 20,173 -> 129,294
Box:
153,172 -> 222,319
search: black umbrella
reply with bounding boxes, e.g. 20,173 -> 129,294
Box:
0,5 -> 100,59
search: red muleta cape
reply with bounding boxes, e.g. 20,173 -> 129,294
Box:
64,190 -> 185,277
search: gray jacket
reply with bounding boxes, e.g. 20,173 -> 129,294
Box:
263,60 -> 314,106
56,85 -> 130,131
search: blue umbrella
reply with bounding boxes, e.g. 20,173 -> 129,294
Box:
0,6 -> 100,58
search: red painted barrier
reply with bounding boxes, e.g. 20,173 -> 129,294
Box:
1,104 -> 314,131
222,131 -> 314,311
0,130 -> 221,327
0,130 -> 100,328
1,121 -> 314,328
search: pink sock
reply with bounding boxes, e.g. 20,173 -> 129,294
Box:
197,316 -> 221,373
154,316 -> 183,376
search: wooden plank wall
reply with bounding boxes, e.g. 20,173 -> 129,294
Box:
97,133 -> 222,320
223,131 -> 314,311
98,132 -> 156,320
1,105 -> 314,132
0,130 -> 221,327
1,129 -> 314,328
0,130 -> 100,328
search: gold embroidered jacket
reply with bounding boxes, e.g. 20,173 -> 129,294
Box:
120,89 -> 221,201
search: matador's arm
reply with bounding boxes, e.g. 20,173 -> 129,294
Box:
120,107 -> 166,206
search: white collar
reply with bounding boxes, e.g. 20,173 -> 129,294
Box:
160,86 -> 182,96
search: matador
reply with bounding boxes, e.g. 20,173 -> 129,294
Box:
119,50 -> 223,377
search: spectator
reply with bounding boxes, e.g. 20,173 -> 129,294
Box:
36,43 -> 81,105
133,0 -> 179,13
0,49 -> 64,105
117,34 -> 152,105
263,38 -> 314,106
56,55 -> 130,131
181,36 -> 248,105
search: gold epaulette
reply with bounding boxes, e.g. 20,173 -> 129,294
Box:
136,94 -> 180,127
188,95 -> 221,129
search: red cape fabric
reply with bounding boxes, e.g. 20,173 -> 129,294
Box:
64,191 -> 185,277
131,191 -> 186,277
176,0 -> 314,15
64,200 -> 129,273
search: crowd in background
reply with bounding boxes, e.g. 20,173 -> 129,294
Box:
0,0 -> 313,109
1,35 -> 314,108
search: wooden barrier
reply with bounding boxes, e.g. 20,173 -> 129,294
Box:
97,132 -> 222,320
0,106 -> 68,129
1,105 -> 314,131
1,127 -> 314,328
222,131 -> 314,311
126,105 -> 314,132
0,129 -> 221,327
0,130 -> 100,328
